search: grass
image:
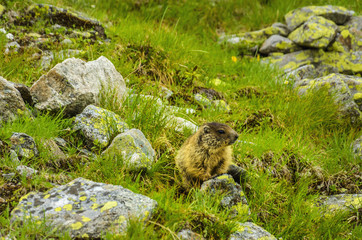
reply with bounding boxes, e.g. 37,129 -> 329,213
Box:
0,0 -> 361,239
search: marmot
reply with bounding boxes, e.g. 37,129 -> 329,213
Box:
175,122 -> 239,189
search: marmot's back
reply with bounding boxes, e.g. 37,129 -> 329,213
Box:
175,122 -> 239,189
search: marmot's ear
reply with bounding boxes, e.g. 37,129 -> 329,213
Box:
204,125 -> 210,133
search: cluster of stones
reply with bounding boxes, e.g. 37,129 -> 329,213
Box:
0,3 -> 106,69
222,5 -> 362,149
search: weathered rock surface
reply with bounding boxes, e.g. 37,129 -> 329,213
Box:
39,138 -> 66,159
285,5 -> 354,31
30,56 -> 127,117
177,229 -> 204,240
10,133 -> 39,159
285,64 -> 318,82
260,35 -> 300,54
316,194 -> 362,217
74,105 -> 129,149
102,129 -> 156,170
166,116 -> 198,133
16,165 -> 38,178
11,177 -> 158,238
229,222 -> 277,240
27,4 -> 106,39
288,16 -> 338,48
8,82 -> 33,106
296,73 -> 362,124
201,174 -> 249,217
0,76 -> 27,124
352,135 -> 362,159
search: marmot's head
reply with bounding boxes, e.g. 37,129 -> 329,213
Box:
198,122 -> 239,149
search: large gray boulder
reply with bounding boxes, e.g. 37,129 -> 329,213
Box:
30,56 -> 127,117
102,129 -> 156,170
74,105 -> 129,149
285,5 -> 354,31
229,222 -> 277,240
11,178 -> 158,238
288,16 -> 338,49
0,76 -> 27,124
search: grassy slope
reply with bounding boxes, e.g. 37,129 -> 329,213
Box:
0,0 -> 361,239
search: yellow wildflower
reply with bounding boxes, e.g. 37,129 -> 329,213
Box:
231,56 -> 237,62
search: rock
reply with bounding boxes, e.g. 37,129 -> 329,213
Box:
266,49 -> 362,75
11,177 -> 158,238
39,138 -> 66,159
285,5 -> 354,31
229,222 -> 277,240
30,56 -> 127,117
227,164 -> 247,184
296,73 -> 362,125
2,173 -> 16,181
40,49 -> 82,70
260,35 -> 301,54
102,129 -> 156,170
54,137 -> 68,149
166,116 -> 198,133
220,24 -> 291,54
213,99 -> 231,112
271,22 -> 290,37
160,86 -> 173,100
8,82 -> 33,106
177,229 -> 204,240
201,174 -> 250,217
16,165 -> 38,178
284,64 -> 318,83
74,105 -> 129,149
28,4 -> 106,39
316,194 -> 362,217
345,16 -> 362,31
4,41 -> 20,54
166,106 -> 196,115
61,38 -> 73,45
194,94 -> 213,108
10,133 -> 39,159
352,136 -> 362,159
288,16 -> 338,49
6,33 -> 14,41
9,150 -> 20,163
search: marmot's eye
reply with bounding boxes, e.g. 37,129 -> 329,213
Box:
217,130 -> 225,134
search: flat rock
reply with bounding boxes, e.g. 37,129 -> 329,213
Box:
201,174 -> 249,217
166,116 -> 198,133
11,177 -> 158,238
177,229 -> 204,240
16,165 -> 38,178
285,64 -> 318,83
0,76 -> 27,124
229,222 -> 277,240
285,5 -> 354,31
74,105 -> 129,149
102,129 -> 156,170
30,56 -> 127,117
288,16 -> 338,49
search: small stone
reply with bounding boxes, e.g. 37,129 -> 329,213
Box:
61,38 -> 73,45
2,173 -> 16,180
10,133 -> 39,159
229,222 -> 277,240
177,229 -> 204,240
16,165 -> 38,178
5,41 -> 20,54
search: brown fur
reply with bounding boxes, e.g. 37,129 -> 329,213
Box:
175,122 -> 239,189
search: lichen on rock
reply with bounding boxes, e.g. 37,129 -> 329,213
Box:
11,177 -> 158,238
